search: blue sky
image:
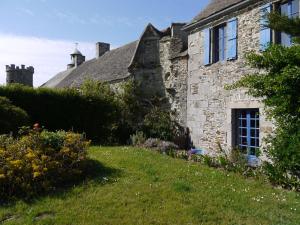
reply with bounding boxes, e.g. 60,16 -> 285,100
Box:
0,0 -> 209,86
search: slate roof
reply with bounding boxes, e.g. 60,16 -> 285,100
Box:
191,0 -> 244,23
43,40 -> 139,88
42,69 -> 74,88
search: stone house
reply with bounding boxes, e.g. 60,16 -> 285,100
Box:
41,0 -> 299,161
43,23 -> 188,126
183,0 -> 299,160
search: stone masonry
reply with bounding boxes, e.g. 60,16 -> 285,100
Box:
6,64 -> 34,87
186,2 -> 274,155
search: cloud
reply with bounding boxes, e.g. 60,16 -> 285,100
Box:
0,34 -> 96,87
18,8 -> 35,16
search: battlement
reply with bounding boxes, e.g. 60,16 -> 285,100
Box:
5,64 -> 34,87
6,64 -> 34,73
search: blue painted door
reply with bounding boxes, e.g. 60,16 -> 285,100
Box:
237,109 -> 260,156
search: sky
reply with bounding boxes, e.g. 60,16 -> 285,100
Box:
0,0 -> 209,86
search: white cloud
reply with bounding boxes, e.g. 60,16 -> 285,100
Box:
18,8 -> 35,16
0,34 -> 97,87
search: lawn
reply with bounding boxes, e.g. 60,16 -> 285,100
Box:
0,146 -> 299,225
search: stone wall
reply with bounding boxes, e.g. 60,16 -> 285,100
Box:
187,3 -> 274,155
160,36 -> 188,127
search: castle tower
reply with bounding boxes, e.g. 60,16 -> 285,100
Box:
5,64 -> 34,87
67,43 -> 86,69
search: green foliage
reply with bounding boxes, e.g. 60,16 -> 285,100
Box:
130,131 -> 146,146
143,107 -> 177,141
0,96 -> 29,134
114,80 -> 143,142
1,147 -> 300,224
0,128 -> 90,201
79,79 -> 115,102
0,83 -> 119,144
268,12 -> 300,44
227,13 -> 300,190
264,126 -> 300,190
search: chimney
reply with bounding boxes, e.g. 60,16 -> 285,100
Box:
96,42 -> 110,59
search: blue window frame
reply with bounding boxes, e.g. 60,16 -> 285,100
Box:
237,109 -> 260,156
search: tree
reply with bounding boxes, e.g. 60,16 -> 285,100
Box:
228,12 -> 300,190
0,96 -> 29,134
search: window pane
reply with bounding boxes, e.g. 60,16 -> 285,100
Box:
251,138 -> 256,147
281,2 -> 289,16
218,26 -> 225,61
281,32 -> 292,47
251,129 -> 256,137
242,119 -> 247,127
260,28 -> 271,50
240,111 -> 247,118
251,120 -> 256,128
292,0 -> 299,17
241,128 -> 247,137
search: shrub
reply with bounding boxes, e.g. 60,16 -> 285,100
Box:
0,84 -> 119,144
263,125 -> 300,191
0,127 -> 90,201
0,96 -> 29,134
143,107 -> 177,141
130,131 -> 146,146
143,138 -> 179,154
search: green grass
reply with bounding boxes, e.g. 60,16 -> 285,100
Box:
1,146 -> 300,225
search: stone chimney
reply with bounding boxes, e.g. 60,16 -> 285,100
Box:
96,42 -> 110,59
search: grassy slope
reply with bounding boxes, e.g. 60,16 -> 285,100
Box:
0,146 -> 300,225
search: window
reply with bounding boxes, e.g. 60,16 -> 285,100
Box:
203,18 -> 238,65
280,0 -> 299,46
260,4 -> 272,51
260,1 -> 299,49
236,109 -> 260,156
213,24 -> 226,63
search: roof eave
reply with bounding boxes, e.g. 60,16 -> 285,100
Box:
183,0 -> 259,32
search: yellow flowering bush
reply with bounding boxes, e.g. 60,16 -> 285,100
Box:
0,127 -> 90,201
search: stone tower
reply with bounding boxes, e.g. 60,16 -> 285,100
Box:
5,64 -> 34,87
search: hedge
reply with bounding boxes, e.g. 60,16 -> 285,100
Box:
0,84 -> 119,143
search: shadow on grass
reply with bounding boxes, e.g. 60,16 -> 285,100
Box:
0,159 -> 122,207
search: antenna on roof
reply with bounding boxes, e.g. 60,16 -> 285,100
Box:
75,42 -> 79,50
